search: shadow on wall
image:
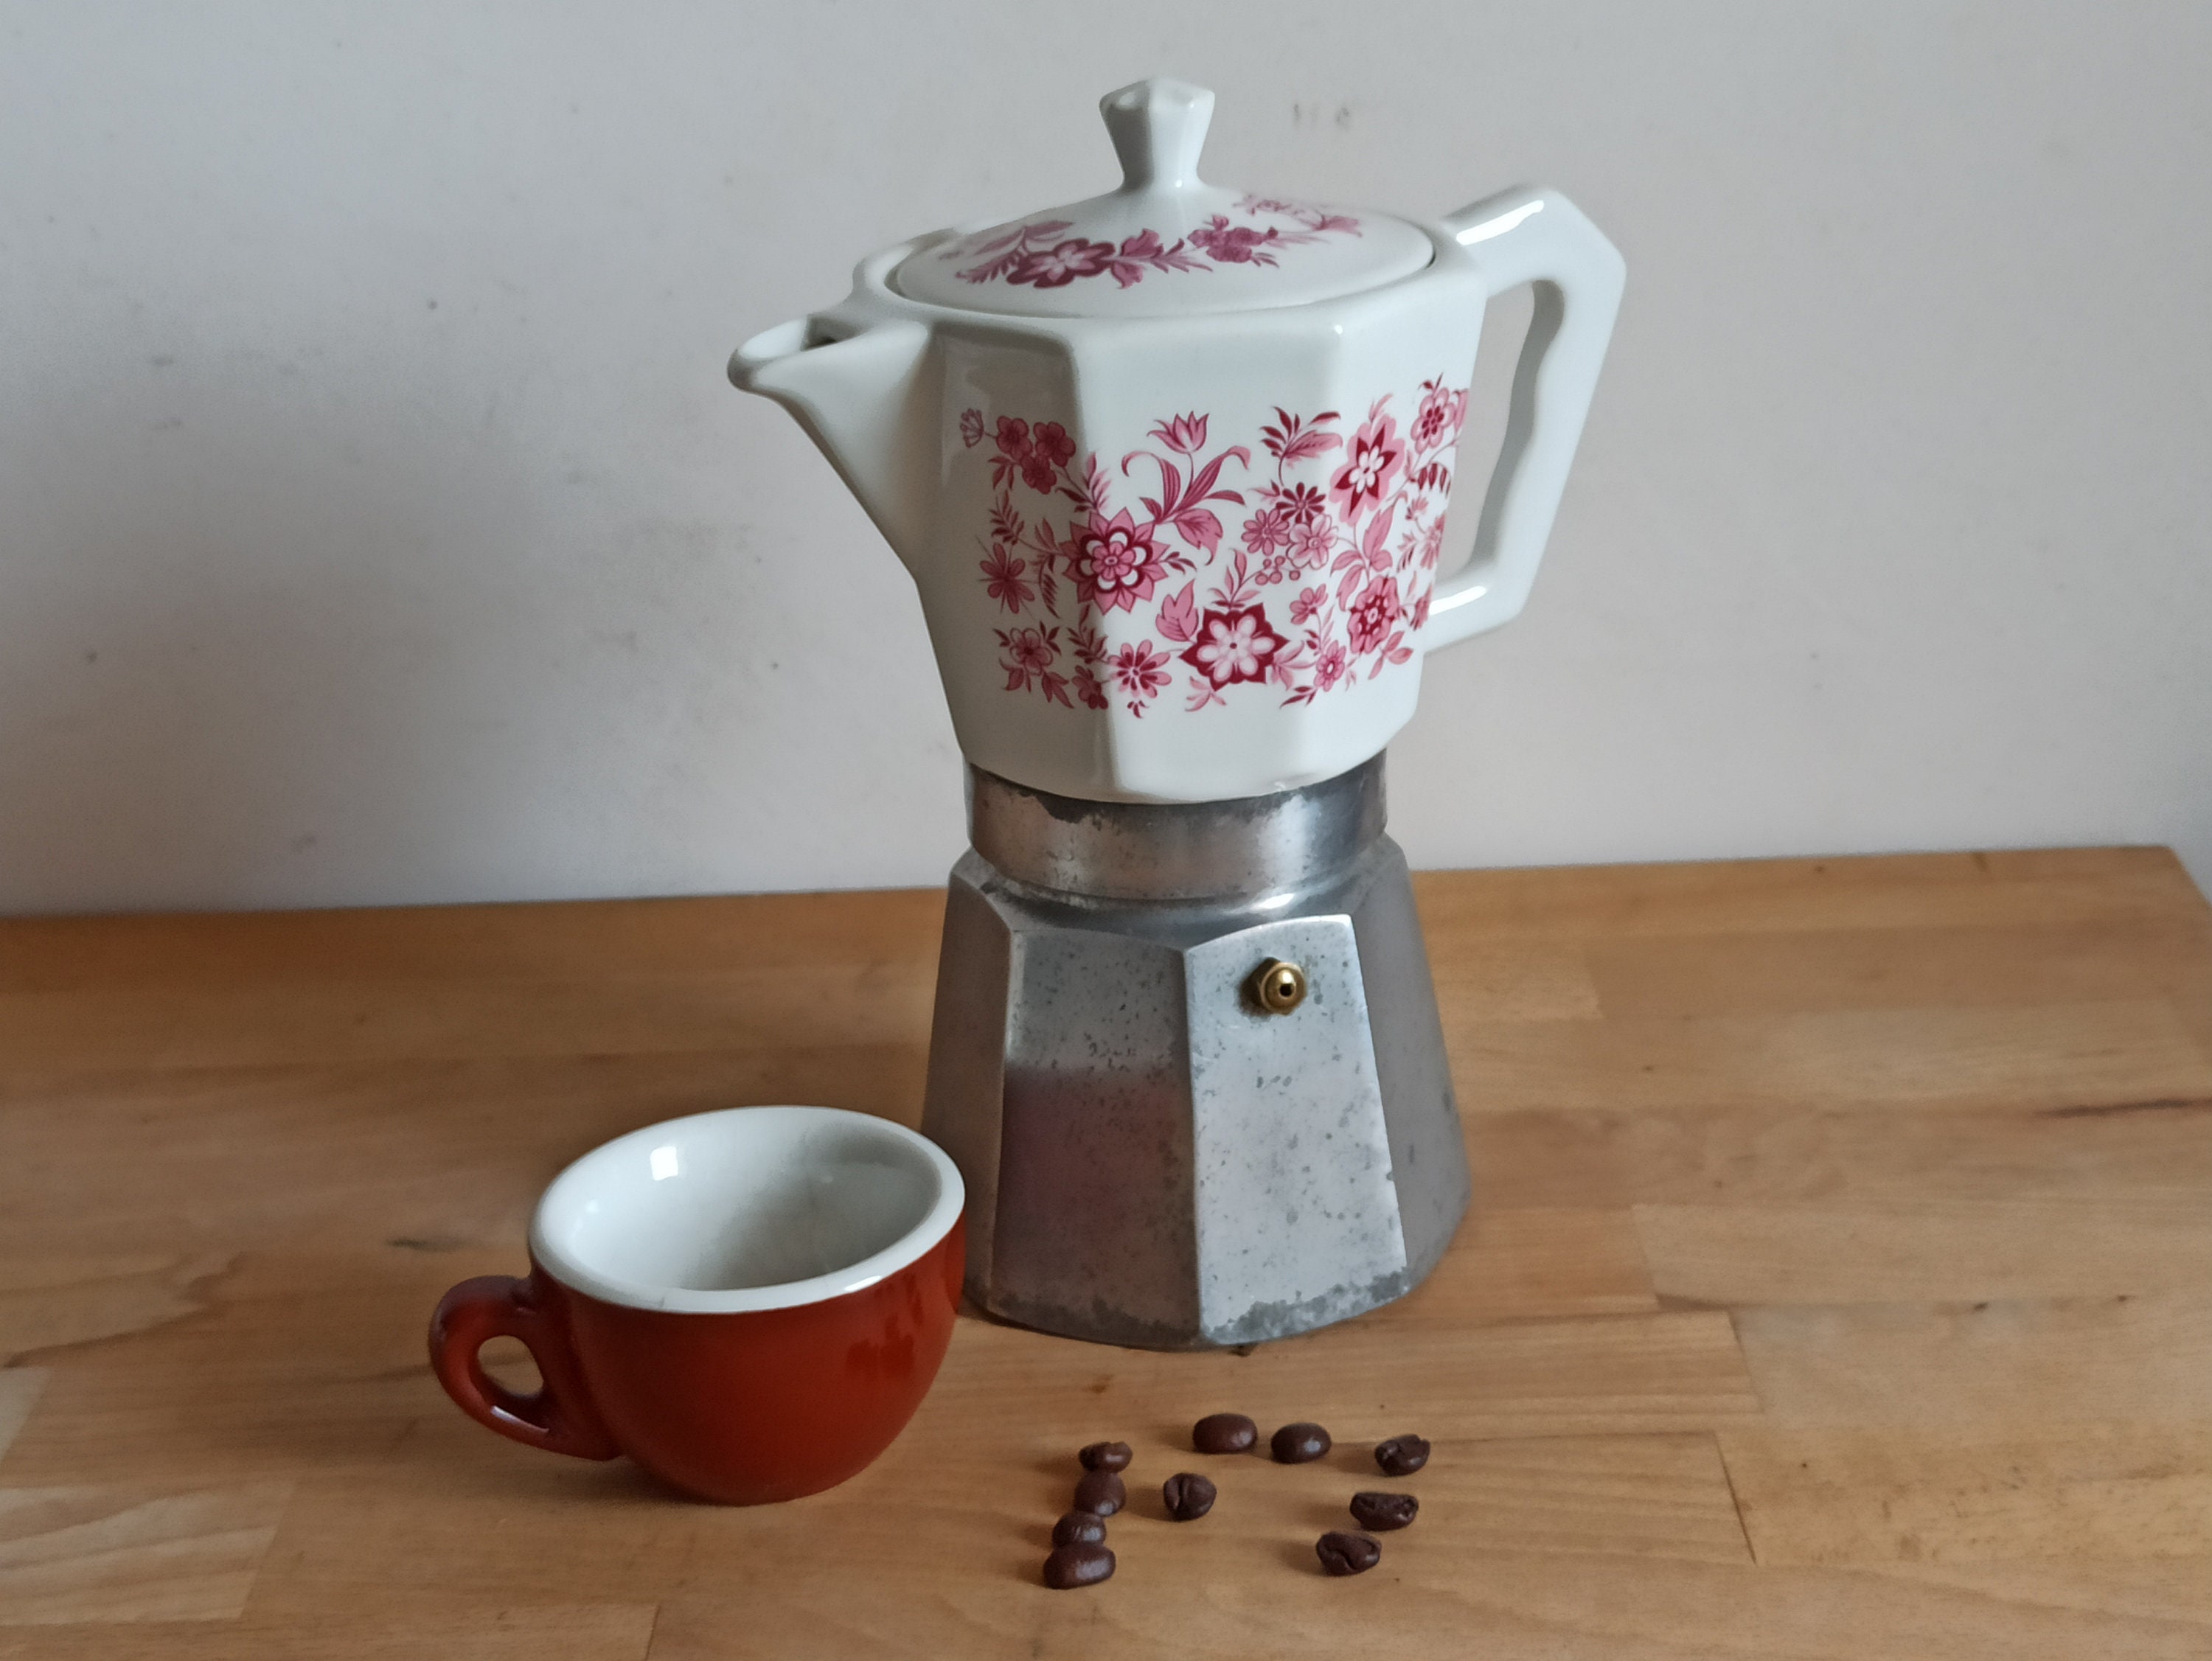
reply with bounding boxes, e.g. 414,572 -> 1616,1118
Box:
0,360 -> 570,916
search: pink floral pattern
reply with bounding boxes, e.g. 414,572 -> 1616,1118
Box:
962,377 -> 1469,716
939,196 -> 1361,292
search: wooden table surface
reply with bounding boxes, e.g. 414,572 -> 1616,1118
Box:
1,849 -> 2210,1658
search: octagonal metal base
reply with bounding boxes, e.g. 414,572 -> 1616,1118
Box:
921,757 -> 1470,1350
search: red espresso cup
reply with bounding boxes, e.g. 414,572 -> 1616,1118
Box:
430,1106 -> 964,1504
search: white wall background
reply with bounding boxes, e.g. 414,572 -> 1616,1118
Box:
2,0 -> 2207,914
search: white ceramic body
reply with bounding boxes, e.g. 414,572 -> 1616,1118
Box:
733,189 -> 1624,804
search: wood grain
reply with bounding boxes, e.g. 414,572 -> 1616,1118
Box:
1733,1291 -> 2212,1430
0,846 -> 2205,1655
1720,1422 -> 2212,1565
0,1604 -> 657,1660
0,1256 -> 234,1363
0,1483 -> 290,1625
1635,1198 -> 2212,1304
0,1377 -> 43,1466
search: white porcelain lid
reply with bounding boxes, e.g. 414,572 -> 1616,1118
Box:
891,79 -> 1434,319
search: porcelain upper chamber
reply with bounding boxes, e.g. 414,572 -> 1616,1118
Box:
732,77 -> 1624,804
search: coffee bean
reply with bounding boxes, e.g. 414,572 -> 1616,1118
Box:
1373,1434 -> 1430,1477
1079,1440 -> 1132,1472
1161,1472 -> 1217,1521
1052,1509 -> 1108,1547
1043,1542 -> 1115,1589
1073,1469 -> 1126,1516
1192,1412 -> 1258,1454
1349,1491 -> 1418,1531
1270,1421 -> 1331,1463
1315,1531 -> 1381,1575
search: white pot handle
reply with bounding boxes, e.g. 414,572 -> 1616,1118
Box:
1421,188 -> 1625,650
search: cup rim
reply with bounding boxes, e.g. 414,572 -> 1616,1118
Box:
526,1105 -> 964,1314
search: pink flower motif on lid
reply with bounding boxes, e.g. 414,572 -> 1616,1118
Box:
1007,238 -> 1119,288
1181,605 -> 1288,688
945,204 -> 1358,292
959,408 -> 985,448
1291,585 -> 1327,627
1189,217 -> 1283,266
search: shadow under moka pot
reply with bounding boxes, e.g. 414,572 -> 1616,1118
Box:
731,80 -> 1623,1348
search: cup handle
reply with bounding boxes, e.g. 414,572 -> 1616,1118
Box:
428,1272 -> 621,1460
1422,187 -> 1626,650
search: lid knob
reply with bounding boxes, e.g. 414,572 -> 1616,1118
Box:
1100,77 -> 1213,194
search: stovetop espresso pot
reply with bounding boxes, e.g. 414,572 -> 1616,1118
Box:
729,79 -> 1624,1349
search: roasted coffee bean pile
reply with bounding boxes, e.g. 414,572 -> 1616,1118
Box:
1036,1418 -> 1431,1589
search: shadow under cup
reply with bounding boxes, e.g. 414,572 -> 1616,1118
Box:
431,1107 -> 967,1504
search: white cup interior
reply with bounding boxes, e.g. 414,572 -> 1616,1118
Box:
528,1107 -> 964,1314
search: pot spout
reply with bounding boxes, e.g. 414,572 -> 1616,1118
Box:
729,316 -> 936,571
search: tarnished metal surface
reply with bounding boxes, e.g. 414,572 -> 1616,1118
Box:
967,755 -> 1385,903
922,756 -> 1469,1350
1351,849 -> 1472,1289
1184,910 -> 1406,1345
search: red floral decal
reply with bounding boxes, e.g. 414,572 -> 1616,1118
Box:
997,624 -> 1071,708
1183,605 -> 1288,686
961,371 -> 1467,715
940,197 -> 1360,292
1315,638 -> 1349,690
1009,238 -> 1117,288
978,543 -> 1033,613
1110,641 -> 1173,714
1345,574 -> 1402,655
1329,407 -> 1407,521
1074,509 -> 1168,613
1411,382 -> 1467,453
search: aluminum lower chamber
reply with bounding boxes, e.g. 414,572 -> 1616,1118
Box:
920,754 -> 1470,1349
